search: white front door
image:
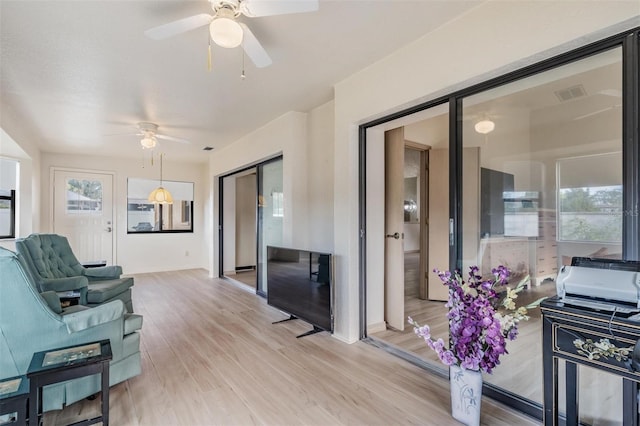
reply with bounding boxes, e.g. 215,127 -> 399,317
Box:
53,170 -> 114,264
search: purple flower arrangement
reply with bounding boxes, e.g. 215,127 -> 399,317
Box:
409,265 -> 543,374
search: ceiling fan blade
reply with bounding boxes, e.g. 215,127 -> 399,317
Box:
240,23 -> 272,68
597,89 -> 622,98
240,0 -> 318,17
156,134 -> 190,144
145,13 -> 212,40
574,105 -> 618,120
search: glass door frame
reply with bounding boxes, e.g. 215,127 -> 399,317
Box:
358,27 -> 639,419
217,155 -> 284,297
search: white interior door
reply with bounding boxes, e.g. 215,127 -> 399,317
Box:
53,170 -> 114,264
427,149 -> 449,301
384,127 -> 405,331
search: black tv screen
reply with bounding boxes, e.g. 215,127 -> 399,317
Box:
266,246 -> 333,336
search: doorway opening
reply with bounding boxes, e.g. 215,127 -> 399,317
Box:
365,103 -> 451,372
221,168 -> 257,290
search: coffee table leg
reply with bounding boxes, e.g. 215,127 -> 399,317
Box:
28,381 -> 38,426
102,363 -> 110,426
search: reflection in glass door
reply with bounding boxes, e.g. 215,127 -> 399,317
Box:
461,46 -> 623,422
257,157 -> 284,296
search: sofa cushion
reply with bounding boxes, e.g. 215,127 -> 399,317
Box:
85,277 -> 134,304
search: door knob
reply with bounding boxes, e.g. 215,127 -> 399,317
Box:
386,232 -> 400,239
105,227 -> 112,233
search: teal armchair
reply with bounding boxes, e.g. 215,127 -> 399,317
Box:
0,247 -> 142,412
16,233 -> 134,312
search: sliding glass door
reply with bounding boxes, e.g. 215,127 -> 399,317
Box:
257,157 -> 283,296
461,46 -> 624,422
360,27 -> 639,421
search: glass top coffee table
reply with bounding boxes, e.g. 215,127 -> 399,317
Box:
27,340 -> 112,426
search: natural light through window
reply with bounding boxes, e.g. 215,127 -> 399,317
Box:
66,179 -> 103,213
557,153 -> 623,243
272,192 -> 284,217
559,185 -> 623,242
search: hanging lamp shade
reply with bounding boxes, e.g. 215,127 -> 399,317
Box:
148,187 -> 173,204
148,153 -> 173,204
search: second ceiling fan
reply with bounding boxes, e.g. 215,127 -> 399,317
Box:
145,0 -> 319,68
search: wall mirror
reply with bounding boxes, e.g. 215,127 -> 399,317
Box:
127,178 -> 194,233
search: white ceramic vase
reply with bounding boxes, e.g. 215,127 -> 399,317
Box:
450,365 -> 482,426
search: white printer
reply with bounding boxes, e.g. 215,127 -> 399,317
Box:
556,257 -> 640,315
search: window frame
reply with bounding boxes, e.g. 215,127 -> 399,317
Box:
126,178 -> 195,234
0,189 -> 16,239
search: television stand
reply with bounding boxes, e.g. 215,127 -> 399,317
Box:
272,315 -> 324,338
296,326 -> 323,338
272,315 -> 297,324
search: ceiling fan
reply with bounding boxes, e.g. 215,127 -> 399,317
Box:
144,0 -> 319,68
574,89 -> 622,120
126,122 -> 190,150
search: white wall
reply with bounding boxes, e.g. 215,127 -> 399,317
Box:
333,3 -> 639,343
40,152 -> 207,274
306,101 -> 335,253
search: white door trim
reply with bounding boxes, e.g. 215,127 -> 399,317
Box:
49,167 -> 117,264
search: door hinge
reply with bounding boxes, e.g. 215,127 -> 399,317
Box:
360,229 -> 365,238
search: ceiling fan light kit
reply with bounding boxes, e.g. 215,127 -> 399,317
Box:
210,8 -> 243,48
140,134 -> 157,149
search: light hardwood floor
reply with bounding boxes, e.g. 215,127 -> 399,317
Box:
44,269 -> 538,425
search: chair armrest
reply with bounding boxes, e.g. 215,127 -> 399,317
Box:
83,265 -> 122,279
40,291 -> 63,314
41,276 -> 88,292
62,300 -> 125,333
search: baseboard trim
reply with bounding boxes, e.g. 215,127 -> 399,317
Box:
367,322 -> 387,334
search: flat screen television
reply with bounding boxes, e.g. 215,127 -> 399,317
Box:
266,246 -> 333,338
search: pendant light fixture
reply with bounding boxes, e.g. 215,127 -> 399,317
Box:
474,119 -> 495,135
148,153 -> 173,204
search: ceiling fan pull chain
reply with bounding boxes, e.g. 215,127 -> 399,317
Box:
207,34 -> 212,72
241,47 -> 246,80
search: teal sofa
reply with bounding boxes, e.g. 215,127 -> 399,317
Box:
16,233 -> 134,312
0,246 -> 142,412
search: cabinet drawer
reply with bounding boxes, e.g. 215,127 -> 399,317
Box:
552,322 -> 640,381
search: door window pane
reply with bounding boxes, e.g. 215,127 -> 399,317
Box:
66,179 -> 102,213
462,46 -> 623,421
257,158 -> 284,295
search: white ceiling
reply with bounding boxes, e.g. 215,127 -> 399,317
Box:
0,0 -> 482,163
